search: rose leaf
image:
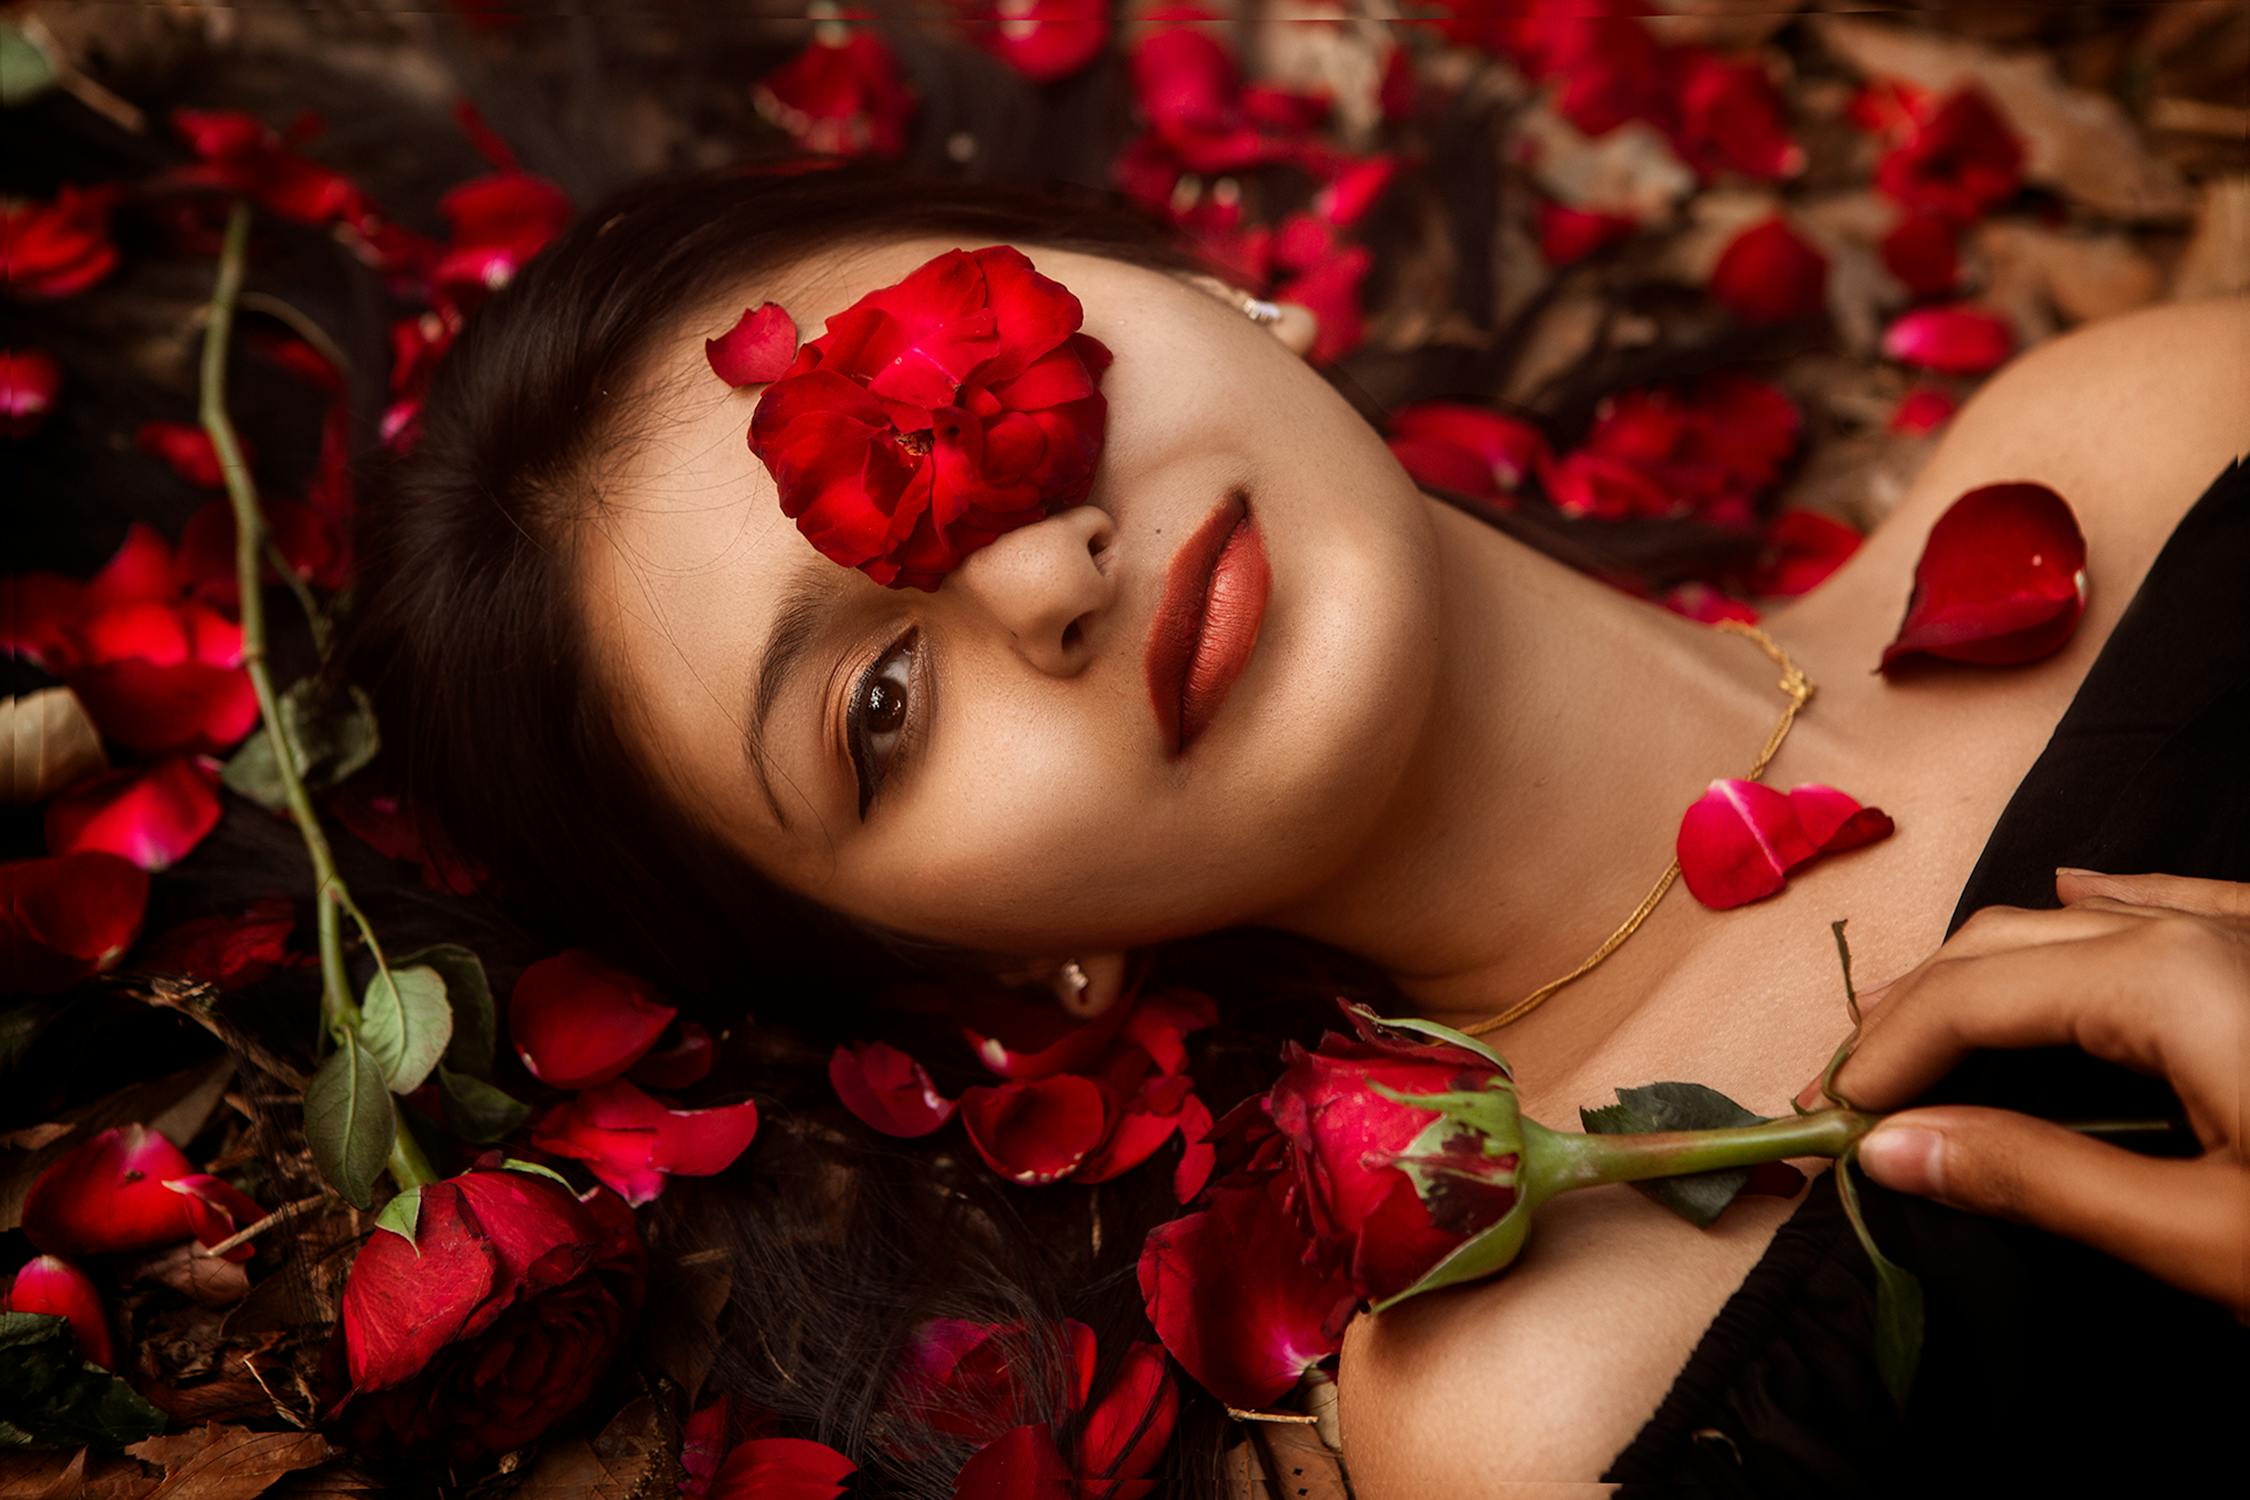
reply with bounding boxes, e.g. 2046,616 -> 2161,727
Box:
400,943 -> 496,1077
304,1035 -> 396,1209
1580,1081 -> 1771,1229
0,1310 -> 167,1448
437,1065 -> 532,1145
360,964 -> 453,1096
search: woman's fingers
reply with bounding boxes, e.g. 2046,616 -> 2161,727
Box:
1858,1107 -> 2250,1319
2056,868 -> 2250,920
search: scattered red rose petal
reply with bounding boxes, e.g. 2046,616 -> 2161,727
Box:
1710,216 -> 1829,325
1661,582 -> 1759,625
958,1076 -> 1109,1185
1076,1341 -> 1179,1499
1875,85 -> 2024,224
176,495 -> 349,608
0,852 -> 149,993
959,0 -> 1109,84
830,1040 -> 957,1138
1386,402 -> 1549,503
324,781 -> 487,895
1138,1172 -> 1359,1410
893,1318 -> 1090,1445
1888,385 -> 1960,436
3,1256 -> 113,1367
1275,242 -> 1372,365
1535,200 -> 1638,266
135,420 -> 248,490
43,756 -> 222,872
0,186 -> 121,300
164,1173 -> 268,1263
509,949 -> 678,1089
1881,304 -> 2015,374
1745,509 -> 1862,599
629,1022 -> 715,1091
528,1080 -> 760,1206
0,348 -> 60,436
431,173 -> 572,298
706,1437 -> 857,1500
1879,481 -> 2089,672
949,1423 -> 1073,1500
680,1397 -> 731,1497
1675,778 -> 1895,909
753,29 -> 918,159
1672,51 -> 1804,181
20,1125 -> 200,1257
706,302 -> 799,387
135,896 -> 298,992
1879,212 -> 1960,299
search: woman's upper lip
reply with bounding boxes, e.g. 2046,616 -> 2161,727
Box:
1144,489 -> 1250,757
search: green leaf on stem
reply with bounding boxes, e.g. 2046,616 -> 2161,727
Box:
0,27 -> 59,108
403,944 -> 497,1077
374,1186 -> 421,1245
220,678 -> 379,812
438,1064 -> 532,1144
1835,1148 -> 1924,1411
305,1035 -> 396,1209
1581,1082 -> 1777,1228
0,1311 -> 167,1448
360,965 -> 453,1096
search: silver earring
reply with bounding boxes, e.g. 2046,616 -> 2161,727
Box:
1239,295 -> 1283,326
1058,960 -> 1090,999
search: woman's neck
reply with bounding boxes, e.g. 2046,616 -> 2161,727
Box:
1257,498 -> 1849,1070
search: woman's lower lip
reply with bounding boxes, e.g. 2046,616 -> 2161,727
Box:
1155,503 -> 1269,759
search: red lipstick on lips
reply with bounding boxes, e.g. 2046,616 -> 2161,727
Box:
1144,489 -> 1270,758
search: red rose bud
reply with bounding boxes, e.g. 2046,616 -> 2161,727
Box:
1881,304 -> 2015,375
332,1166 -> 645,1463
1710,216 -> 1829,325
705,302 -> 799,387
1880,481 -> 2088,672
527,1079 -> 759,1206
0,348 -> 60,436
0,186 -> 121,300
508,948 -> 677,1088
1676,778 -> 1894,910
22,1124 -> 201,1256
1269,1006 -> 1524,1302
3,1255 -> 114,1368
0,853 -> 149,994
749,245 -> 1113,590
44,756 -> 223,872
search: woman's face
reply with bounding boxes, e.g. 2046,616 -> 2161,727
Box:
578,233 -> 1443,960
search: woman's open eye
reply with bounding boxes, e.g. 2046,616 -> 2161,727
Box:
846,628 -> 920,818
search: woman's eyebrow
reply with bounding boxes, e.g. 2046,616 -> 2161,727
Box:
743,556 -> 844,831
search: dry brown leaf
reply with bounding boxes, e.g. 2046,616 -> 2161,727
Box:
123,1424 -> 332,1500
259,1463 -> 386,1499
1,689 -> 108,807
1520,109 -> 1696,220
1816,16 -> 2196,223
2172,177 -> 2250,299
1501,293 -> 1607,406
128,1241 -> 255,1310
1979,223 -> 2164,326
0,1446 -> 158,1500
0,1122 -> 75,1152
511,1397 -> 676,1500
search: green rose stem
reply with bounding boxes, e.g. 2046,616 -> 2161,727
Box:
199,201 -> 437,1193
1523,1105 -> 1876,1198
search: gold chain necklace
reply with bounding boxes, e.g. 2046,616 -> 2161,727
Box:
1458,618 -> 1816,1037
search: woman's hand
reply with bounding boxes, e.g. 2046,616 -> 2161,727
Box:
1803,869 -> 2250,1319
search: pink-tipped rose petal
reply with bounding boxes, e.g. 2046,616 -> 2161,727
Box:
162,1173 -> 267,1262
527,1080 -> 760,1207
958,1076 -> 1108,1185
1786,784 -> 1898,856
1676,777 -> 1821,910
21,1124 -> 199,1256
830,1040 -> 957,1138
706,302 -> 799,387
1881,304 -> 2015,375
1879,481 -> 2089,671
4,1255 -> 114,1367
1138,1173 -> 1359,1410
508,949 -> 677,1089
43,756 -> 222,871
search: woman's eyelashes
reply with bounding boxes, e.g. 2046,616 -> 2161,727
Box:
845,627 -> 924,818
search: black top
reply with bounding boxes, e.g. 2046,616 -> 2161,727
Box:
1606,455 -> 2250,1495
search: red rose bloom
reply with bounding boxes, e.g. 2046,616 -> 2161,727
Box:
331,1166 -> 645,1463
1269,1007 -> 1523,1302
748,245 -> 1113,590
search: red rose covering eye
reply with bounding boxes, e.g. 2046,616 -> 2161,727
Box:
746,245 -> 1113,591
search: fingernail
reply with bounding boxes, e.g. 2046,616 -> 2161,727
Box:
1858,1124 -> 1946,1197
2055,866 -> 2101,878
1794,1077 -> 1823,1110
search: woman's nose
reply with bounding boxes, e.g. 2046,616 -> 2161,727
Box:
945,504 -> 1118,675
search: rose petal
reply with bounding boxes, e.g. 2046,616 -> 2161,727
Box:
21,1124 -> 198,1257
135,420 -> 241,489
1875,85 -> 2024,223
1881,304 -> 2015,375
0,851 -> 149,993
829,1040 -> 957,1138
1675,777 -> 1820,910
948,1423 -> 1072,1500
1137,1173 -> 1359,1410
1745,510 -> 1862,599
3,1256 -> 113,1367
1710,216 -> 1829,325
958,1076 -> 1108,1186
527,1080 -> 760,1206
1386,403 -> 1549,499
628,1021 -> 715,1090
1536,201 -> 1637,267
340,1179 -> 501,1390
1880,212 -> 1960,299
163,1173 -> 267,1263
1077,1342 -> 1178,1499
1171,1093 -> 1216,1205
959,1 -> 1109,84
43,756 -> 222,871
752,31 -> 917,160
1786,784 -> 1897,856
0,348 -> 61,437
1879,481 -> 2089,671
1888,385 -> 1959,436
708,1437 -> 858,1500
706,302 -> 800,387
508,949 -> 677,1089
